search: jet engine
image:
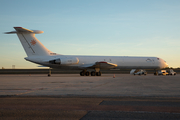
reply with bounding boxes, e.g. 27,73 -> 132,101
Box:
49,57 -> 79,65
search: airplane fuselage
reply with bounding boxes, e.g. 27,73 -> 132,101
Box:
25,55 -> 168,70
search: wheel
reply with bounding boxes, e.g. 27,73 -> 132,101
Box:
80,72 -> 85,76
99,72 -> 102,76
96,72 -> 98,76
85,71 -> 90,76
95,72 -> 102,76
98,72 -> 101,76
134,74 -> 135,76
91,71 -> 96,76
48,74 -> 51,77
139,73 -> 141,76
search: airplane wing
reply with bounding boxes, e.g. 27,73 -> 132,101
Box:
79,61 -> 117,69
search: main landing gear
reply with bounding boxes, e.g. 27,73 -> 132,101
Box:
80,68 -> 102,76
90,71 -> 101,76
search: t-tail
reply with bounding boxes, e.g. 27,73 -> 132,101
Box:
5,27 -> 52,56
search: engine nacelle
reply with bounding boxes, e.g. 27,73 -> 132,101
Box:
49,57 -> 79,65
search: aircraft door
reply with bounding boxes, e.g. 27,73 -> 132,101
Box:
152,59 -> 155,64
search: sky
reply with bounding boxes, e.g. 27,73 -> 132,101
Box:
0,0 -> 180,68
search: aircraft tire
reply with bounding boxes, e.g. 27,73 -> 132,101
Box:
85,71 -> 90,76
96,72 -> 98,76
99,71 -> 102,76
48,74 -> 51,77
96,72 -> 101,76
80,72 -> 85,76
91,71 -> 96,76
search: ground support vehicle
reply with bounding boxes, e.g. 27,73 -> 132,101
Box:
130,69 -> 147,75
167,69 -> 176,75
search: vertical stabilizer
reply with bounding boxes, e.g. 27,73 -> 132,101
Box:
5,27 -> 52,56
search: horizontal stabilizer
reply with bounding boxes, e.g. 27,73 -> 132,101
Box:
5,27 -> 44,34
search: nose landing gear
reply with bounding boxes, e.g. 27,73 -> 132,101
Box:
154,69 -> 158,75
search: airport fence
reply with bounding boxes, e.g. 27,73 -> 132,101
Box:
1,69 -> 179,74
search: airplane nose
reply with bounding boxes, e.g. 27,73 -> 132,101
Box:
162,61 -> 168,68
159,59 -> 168,69
165,62 -> 168,68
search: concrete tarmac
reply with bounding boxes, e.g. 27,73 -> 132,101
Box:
0,74 -> 180,97
0,74 -> 180,119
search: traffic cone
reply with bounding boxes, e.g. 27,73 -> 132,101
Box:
113,74 -> 115,78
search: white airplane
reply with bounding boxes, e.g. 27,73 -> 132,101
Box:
5,27 -> 168,76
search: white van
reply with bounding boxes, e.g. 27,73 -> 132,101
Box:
130,69 -> 147,75
167,69 -> 176,75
